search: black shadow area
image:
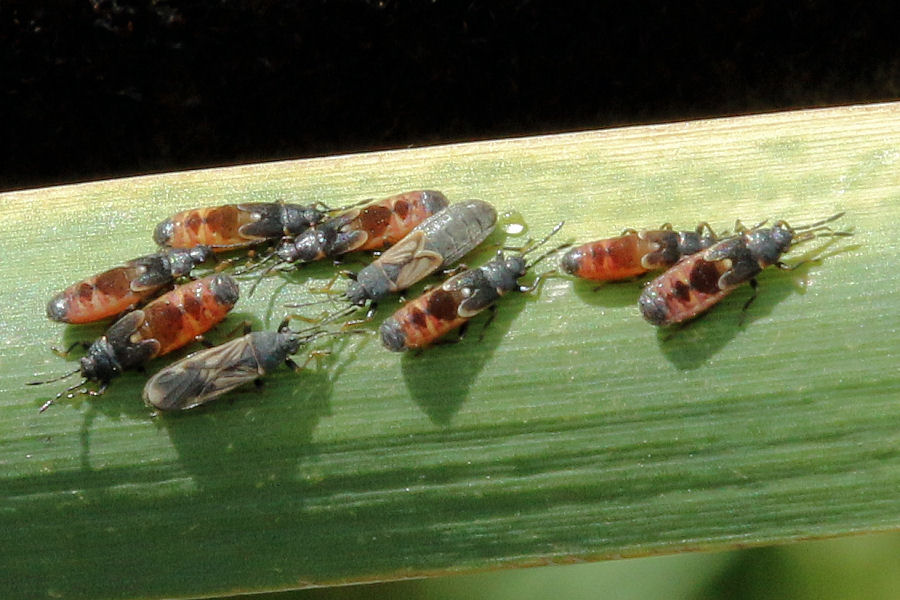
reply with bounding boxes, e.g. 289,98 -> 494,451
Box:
159,367 -> 333,488
400,292 -> 527,426
655,263 -> 816,370
569,276 -> 647,309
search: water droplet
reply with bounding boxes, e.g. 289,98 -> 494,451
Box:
501,210 -> 528,236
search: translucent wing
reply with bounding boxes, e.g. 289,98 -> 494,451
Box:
392,251 -> 444,290
383,231 -> 444,290
377,230 -> 427,263
142,336 -> 261,411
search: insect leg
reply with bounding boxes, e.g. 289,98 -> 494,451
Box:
775,260 -> 802,271
245,260 -> 282,299
433,321 -> 470,348
734,219 -> 768,233
86,382 -> 109,397
519,269 -> 559,294
477,306 -> 497,342
696,222 -> 716,236
309,271 -> 350,295
219,319 -> 254,342
52,341 -> 91,358
295,349 -> 331,370
442,263 -> 469,277
738,278 -> 759,326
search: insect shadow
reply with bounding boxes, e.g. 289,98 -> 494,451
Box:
156,331 -> 360,491
399,288 -> 527,426
655,260 -> 819,370
61,312 -> 264,470
569,277 -> 647,309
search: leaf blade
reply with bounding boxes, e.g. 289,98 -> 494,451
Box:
1,102 -> 899,600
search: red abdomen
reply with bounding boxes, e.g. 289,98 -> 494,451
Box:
561,235 -> 657,281
380,288 -> 467,350
639,256 -> 731,325
136,274 -> 239,356
47,265 -> 156,324
156,205 -> 252,250
353,190 -> 449,251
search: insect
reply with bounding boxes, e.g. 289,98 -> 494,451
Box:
142,319 -> 324,411
343,199 -> 498,309
274,190 -> 449,265
46,246 -> 214,324
638,213 -> 849,326
560,223 -> 720,281
242,191 -> 451,297
380,222 -> 566,351
29,274 -> 240,411
153,201 -> 331,252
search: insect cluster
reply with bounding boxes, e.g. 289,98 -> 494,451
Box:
561,214 -> 850,326
31,190 -> 850,414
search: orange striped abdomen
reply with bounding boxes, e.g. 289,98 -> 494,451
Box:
639,255 -> 732,325
47,265 -> 156,324
156,205 -> 253,250
135,274 -> 239,356
561,235 -> 659,281
380,287 -> 467,350
353,190 -> 449,251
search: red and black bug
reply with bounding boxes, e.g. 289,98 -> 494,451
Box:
274,190 -> 449,264
379,223 -> 566,351
46,246 -> 214,324
243,191 -> 449,296
153,201 -> 331,252
142,318 -> 324,411
289,200 -> 498,325
29,274 -> 240,411
343,200 -> 498,307
639,213 -> 850,326
560,223 -> 720,281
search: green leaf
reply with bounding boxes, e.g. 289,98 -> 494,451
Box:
2,102 -> 898,600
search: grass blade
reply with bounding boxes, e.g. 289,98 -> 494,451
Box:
1,102 -> 898,600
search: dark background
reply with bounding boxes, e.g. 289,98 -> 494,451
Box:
4,1 -> 899,191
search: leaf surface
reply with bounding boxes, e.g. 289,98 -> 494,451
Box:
1,102 -> 898,600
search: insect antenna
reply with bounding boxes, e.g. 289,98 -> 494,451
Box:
501,221 -> 563,254
296,321 -> 371,345
784,212 -> 853,245
332,197 -> 375,212
245,260 -> 282,298
312,304 -> 364,328
26,369 -> 89,413
283,298 -> 360,326
521,222 -> 572,269
317,303 -> 360,324
27,367 -> 80,386
283,296 -> 338,310
233,248 -> 281,277
507,222 -> 571,293
207,241 -> 263,252
792,211 -> 846,231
